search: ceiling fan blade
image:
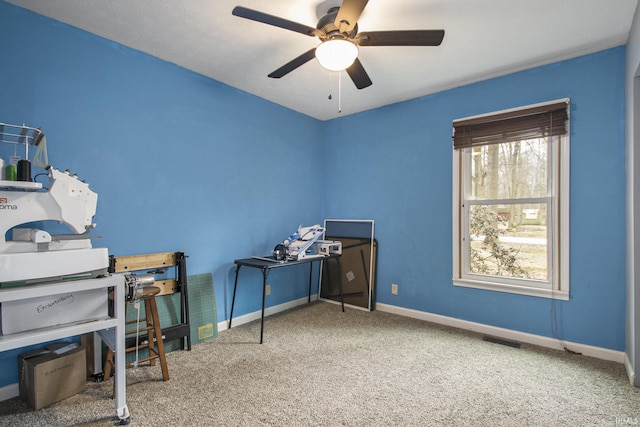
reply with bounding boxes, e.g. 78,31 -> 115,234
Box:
334,0 -> 369,33
356,30 -> 445,46
232,6 -> 321,37
346,58 -> 372,89
268,48 -> 317,78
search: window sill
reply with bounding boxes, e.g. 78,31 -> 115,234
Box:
453,278 -> 569,301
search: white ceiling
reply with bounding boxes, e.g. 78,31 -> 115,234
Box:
5,0 -> 639,121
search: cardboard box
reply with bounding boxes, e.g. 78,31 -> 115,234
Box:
1,287 -> 108,335
19,342 -> 86,410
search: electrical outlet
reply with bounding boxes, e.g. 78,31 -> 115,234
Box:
391,283 -> 398,295
265,284 -> 271,295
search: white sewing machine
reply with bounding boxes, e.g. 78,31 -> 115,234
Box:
0,167 -> 108,283
281,224 -> 342,261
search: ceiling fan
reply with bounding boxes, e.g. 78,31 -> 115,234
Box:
232,0 -> 445,89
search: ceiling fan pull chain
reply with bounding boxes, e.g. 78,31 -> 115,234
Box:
338,70 -> 342,113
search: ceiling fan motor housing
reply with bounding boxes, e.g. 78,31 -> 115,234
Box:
317,7 -> 358,40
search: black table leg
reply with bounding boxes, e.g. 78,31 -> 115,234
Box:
308,262 -> 313,303
336,257 -> 344,312
260,267 -> 270,344
229,264 -> 241,329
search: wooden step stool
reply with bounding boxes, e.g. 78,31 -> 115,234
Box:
104,286 -> 170,381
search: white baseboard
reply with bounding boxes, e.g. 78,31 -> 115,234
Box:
376,303 -> 626,364
217,299 -> 626,364
218,294 -> 318,332
0,383 -> 19,402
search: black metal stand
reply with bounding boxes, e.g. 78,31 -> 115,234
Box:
109,251 -> 191,351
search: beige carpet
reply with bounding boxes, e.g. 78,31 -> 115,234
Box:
1,301 -> 639,426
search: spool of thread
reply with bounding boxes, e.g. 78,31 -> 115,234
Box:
5,164 -> 17,181
17,160 -> 31,182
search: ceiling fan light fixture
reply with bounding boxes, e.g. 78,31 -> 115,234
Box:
315,39 -> 358,71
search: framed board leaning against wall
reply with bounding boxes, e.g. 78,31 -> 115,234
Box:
320,219 -> 376,311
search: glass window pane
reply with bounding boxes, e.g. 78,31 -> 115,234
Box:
468,204 -> 548,281
470,139 -> 548,200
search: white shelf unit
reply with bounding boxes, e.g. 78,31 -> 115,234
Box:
0,274 -> 130,422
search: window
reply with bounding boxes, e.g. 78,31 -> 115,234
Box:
452,100 -> 570,300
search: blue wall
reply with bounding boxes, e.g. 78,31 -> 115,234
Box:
0,3 -> 324,387
324,48 -> 627,351
0,2 -> 628,388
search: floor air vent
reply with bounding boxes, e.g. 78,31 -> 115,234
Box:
482,336 -> 521,348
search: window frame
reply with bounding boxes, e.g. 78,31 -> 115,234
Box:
452,99 -> 570,300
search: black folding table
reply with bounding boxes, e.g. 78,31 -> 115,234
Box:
229,254 -> 343,343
